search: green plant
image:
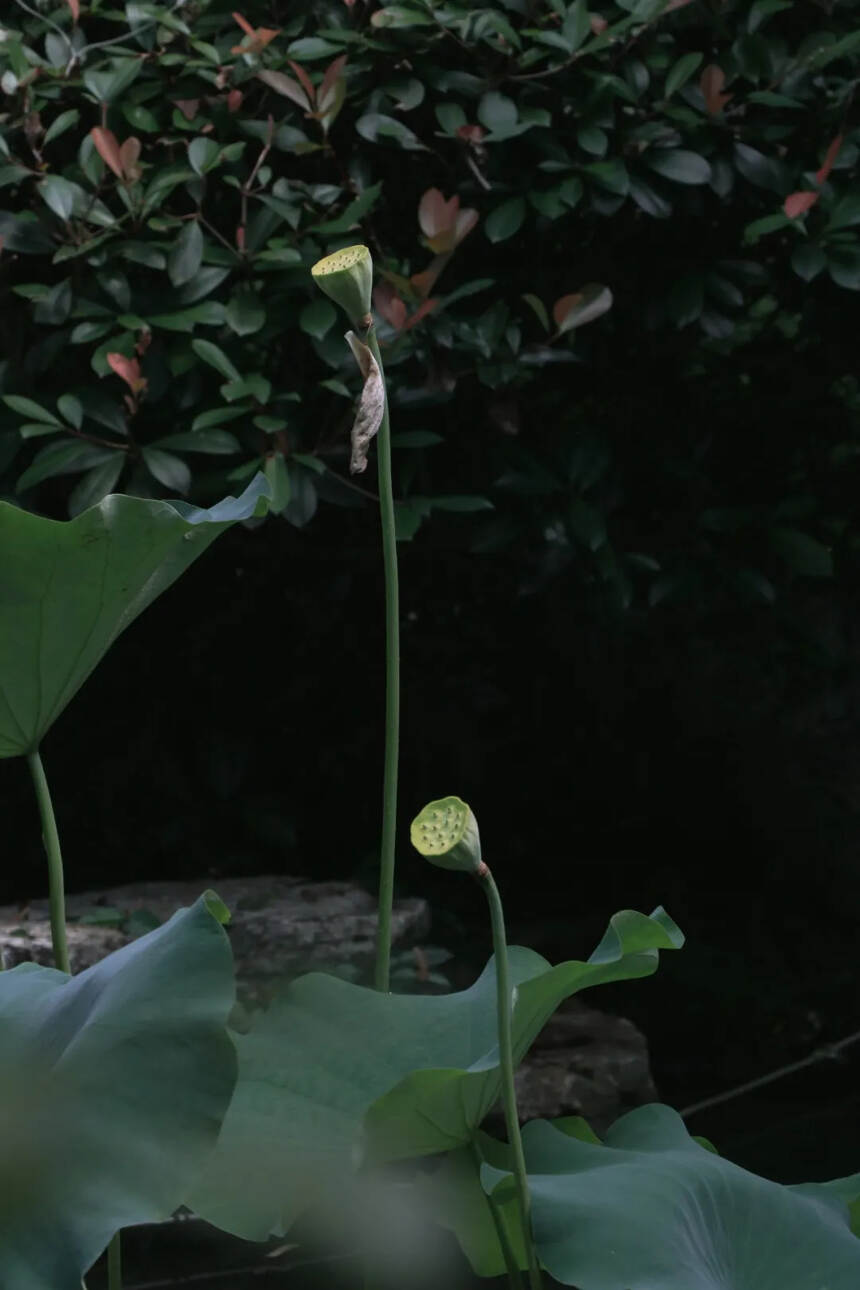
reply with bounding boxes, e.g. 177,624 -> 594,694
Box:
2,0 -> 859,617
3,226 -> 860,1290
310,242 -> 400,991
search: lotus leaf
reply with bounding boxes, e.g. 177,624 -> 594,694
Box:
0,476 -> 268,758
0,895 -> 237,1289
482,1104 -> 860,1290
189,907 -> 682,1240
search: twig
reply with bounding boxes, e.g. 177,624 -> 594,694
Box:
680,1029 -> 860,1119
240,116 -> 274,249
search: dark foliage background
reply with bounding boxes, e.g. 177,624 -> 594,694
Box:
2,0 -> 860,1180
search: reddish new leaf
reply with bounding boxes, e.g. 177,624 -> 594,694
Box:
373,284 -> 408,331
257,69 -> 311,110
119,137 -> 141,181
107,353 -> 146,395
318,56 -> 347,114
453,207 -> 479,247
700,65 -> 731,115
227,89 -> 243,112
403,299 -> 439,331
65,0 -> 80,21
456,124 -> 486,144
816,134 -> 842,186
231,13 -> 280,54
784,191 -> 819,219
172,99 -> 199,121
590,15 -> 608,34
410,264 -> 442,299
90,127 -> 124,180
419,188 -> 458,241
553,284 -> 613,335
287,60 -> 317,107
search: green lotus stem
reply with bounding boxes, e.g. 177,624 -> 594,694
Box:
479,866 -> 544,1290
310,245 -> 399,994
27,751 -> 123,1288
470,1139 -> 525,1290
26,749 -> 70,976
107,1232 -> 122,1290
366,325 -> 400,995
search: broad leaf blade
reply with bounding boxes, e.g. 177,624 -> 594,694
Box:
484,1105 -> 860,1289
0,476 -> 269,757
0,896 -> 237,1290
189,908 -> 682,1240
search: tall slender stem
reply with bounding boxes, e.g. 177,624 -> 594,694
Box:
26,749 -> 70,975
27,750 -> 123,1289
479,868 -> 544,1290
366,327 -> 400,994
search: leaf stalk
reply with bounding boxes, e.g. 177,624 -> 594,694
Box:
366,325 -> 400,994
479,865 -> 544,1290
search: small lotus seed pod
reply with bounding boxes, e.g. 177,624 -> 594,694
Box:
310,244 -> 374,329
410,796 -> 482,874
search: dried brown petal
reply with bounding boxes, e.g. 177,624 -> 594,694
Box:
345,332 -> 385,474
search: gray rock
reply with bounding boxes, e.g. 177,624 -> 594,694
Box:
489,999 -> 658,1136
0,876 -> 431,1001
0,878 -> 657,1132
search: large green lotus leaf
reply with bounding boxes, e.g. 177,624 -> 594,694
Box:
0,475 -> 268,758
482,1104 -> 860,1290
189,907 -> 683,1241
0,895 -> 237,1290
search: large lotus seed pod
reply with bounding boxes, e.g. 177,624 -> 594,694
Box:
311,244 -> 374,328
410,796 -> 482,874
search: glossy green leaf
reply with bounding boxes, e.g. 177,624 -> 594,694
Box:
664,51 -> 703,99
3,395 -> 61,426
38,176 -> 85,222
167,220 -> 204,287
264,452 -> 291,513
478,91 -> 518,133
0,475 -> 269,757
485,197 -> 527,243
191,338 -> 241,381
646,149 -> 711,185
355,113 -> 427,150
16,442 -> 114,491
791,242 -> 826,282
67,456 -> 125,517
225,286 -> 266,336
43,109 -> 80,146
483,1106 -> 860,1290
768,527 -> 833,577
188,137 -> 221,176
300,298 -> 337,340
142,446 -> 192,493
189,907 -> 682,1240
156,430 -> 241,455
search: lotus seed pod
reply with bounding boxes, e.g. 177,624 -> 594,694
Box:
410,796 -> 482,874
310,244 -> 374,328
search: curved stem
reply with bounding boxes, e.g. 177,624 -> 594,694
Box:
365,327 -> 400,994
26,749 -> 70,975
479,868 -> 544,1290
